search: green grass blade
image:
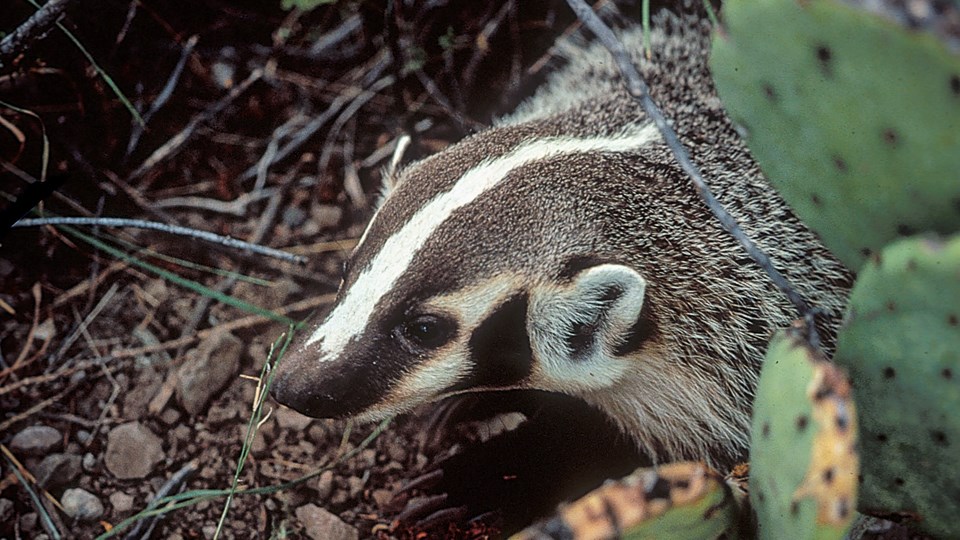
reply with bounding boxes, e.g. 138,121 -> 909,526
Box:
25,0 -> 144,126
61,225 -> 297,325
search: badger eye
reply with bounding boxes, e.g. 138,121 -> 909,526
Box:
396,314 -> 455,351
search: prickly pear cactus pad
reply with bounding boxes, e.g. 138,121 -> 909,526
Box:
511,462 -> 739,540
710,0 -> 960,269
751,329 -> 858,540
834,234 -> 960,537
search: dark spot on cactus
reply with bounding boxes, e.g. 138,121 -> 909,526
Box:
796,415 -> 809,431
894,477 -> 905,487
860,248 -> 872,258
870,253 -> 883,267
883,366 -> 896,378
815,45 -> 833,77
832,156 -> 847,172
877,433 -> 889,443
907,258 -> 918,271
790,501 -> 800,516
944,368 -> 954,380
948,314 -> 958,326
931,430 -> 948,447
823,467 -> 835,484
762,83 -> 777,102
762,422 -> 771,438
882,128 -> 899,146
896,224 -> 915,236
756,489 -> 765,503
885,301 -> 896,312
810,193 -> 822,206
951,74 -> 960,96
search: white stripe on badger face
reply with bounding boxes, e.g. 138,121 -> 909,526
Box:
306,123 -> 662,357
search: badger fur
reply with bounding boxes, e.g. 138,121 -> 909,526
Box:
272,10 -> 850,468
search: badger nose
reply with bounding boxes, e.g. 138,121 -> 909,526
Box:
269,342 -> 382,419
270,363 -> 338,418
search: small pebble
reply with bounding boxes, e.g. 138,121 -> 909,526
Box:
20,512 -> 37,533
250,430 -> 268,454
275,407 -> 313,430
35,453 -> 81,490
61,488 -> 105,521
10,425 -> 61,456
82,452 -> 97,472
282,206 -> 307,227
206,403 -> 238,425
311,204 -> 343,230
172,425 -> 192,442
371,489 -> 393,509
329,489 -> 349,506
0,498 -> 14,524
176,331 -> 242,415
109,491 -> 135,513
104,422 -> 164,479
33,318 -> 56,341
307,424 -> 329,444
357,449 -> 377,468
159,408 -> 181,426
295,503 -> 359,540
316,470 -> 335,500
346,476 -> 365,498
387,444 -> 407,463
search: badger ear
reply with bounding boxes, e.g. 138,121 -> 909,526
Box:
529,264 -> 647,366
375,135 -> 413,209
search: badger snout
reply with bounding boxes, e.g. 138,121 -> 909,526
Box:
270,342 -> 383,419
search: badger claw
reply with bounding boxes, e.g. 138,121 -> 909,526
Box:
389,391 -> 645,536
396,493 -> 450,523
399,468 -> 445,493
414,505 -> 470,530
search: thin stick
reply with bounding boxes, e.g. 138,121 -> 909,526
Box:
126,35 -> 199,156
12,216 -> 307,265
0,0 -> 72,72
563,0 -> 812,319
127,68 -> 262,180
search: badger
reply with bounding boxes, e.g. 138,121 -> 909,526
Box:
271,10 -> 850,470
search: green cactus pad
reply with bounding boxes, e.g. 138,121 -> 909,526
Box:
834,234 -> 960,537
711,0 -> 960,269
751,329 -> 858,540
511,462 -> 739,540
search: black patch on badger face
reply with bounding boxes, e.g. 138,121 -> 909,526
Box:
454,293 -> 534,391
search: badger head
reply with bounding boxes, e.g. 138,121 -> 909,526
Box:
271,122 -> 664,419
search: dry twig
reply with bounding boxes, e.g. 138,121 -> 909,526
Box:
0,0 -> 73,72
